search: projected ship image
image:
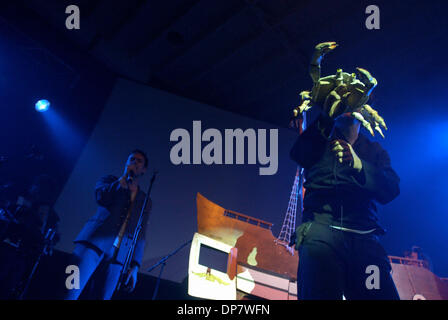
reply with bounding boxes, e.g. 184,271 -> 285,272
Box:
188,193 -> 448,300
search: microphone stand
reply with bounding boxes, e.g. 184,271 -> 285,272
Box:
146,239 -> 192,300
114,171 -> 157,293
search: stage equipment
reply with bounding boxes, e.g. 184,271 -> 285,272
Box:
35,99 -> 50,112
147,239 -> 192,300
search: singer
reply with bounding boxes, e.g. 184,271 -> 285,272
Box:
65,149 -> 151,300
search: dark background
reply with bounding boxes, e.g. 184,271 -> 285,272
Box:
0,0 -> 447,286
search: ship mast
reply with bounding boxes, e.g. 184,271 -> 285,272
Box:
275,112 -> 307,255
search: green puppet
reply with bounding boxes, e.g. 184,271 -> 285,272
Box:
294,42 -> 387,138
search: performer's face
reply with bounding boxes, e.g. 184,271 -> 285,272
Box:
126,152 -> 147,177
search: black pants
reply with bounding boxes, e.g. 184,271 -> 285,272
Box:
297,222 -> 400,300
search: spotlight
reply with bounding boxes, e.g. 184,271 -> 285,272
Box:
35,99 -> 50,112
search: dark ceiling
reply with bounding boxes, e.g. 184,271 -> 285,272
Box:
7,0 -> 447,127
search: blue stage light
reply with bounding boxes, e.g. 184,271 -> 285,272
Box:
35,99 -> 50,112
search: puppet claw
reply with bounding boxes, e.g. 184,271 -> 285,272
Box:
356,67 -> 377,95
352,111 -> 374,136
374,123 -> 385,139
293,100 -> 311,117
315,42 -> 338,54
364,105 -> 387,130
299,90 -> 311,100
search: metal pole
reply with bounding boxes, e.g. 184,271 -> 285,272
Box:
151,261 -> 166,300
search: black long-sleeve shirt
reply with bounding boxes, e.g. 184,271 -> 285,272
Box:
290,113 -> 400,233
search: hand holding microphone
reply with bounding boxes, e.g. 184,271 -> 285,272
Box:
126,165 -> 139,194
119,164 -> 137,190
127,168 -> 135,184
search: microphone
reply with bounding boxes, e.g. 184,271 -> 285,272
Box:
127,170 -> 135,184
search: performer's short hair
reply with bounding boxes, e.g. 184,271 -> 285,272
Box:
131,149 -> 149,168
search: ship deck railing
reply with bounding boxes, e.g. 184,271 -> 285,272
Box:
388,255 -> 430,270
223,210 -> 273,230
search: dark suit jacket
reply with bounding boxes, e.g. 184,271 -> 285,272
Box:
75,175 -> 151,268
